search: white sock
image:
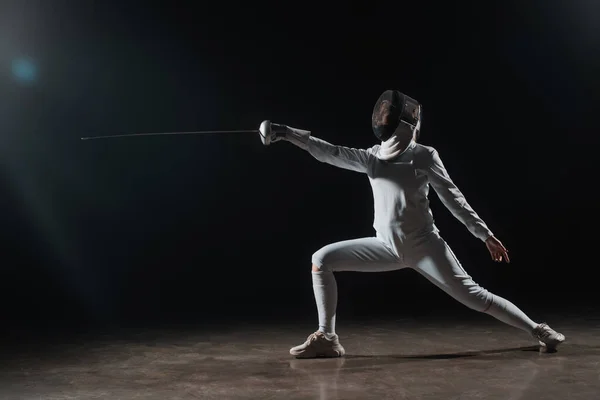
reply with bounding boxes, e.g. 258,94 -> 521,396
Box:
485,295 -> 538,332
312,271 -> 337,336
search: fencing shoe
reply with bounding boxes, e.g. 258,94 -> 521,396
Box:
532,323 -> 565,351
290,331 -> 345,359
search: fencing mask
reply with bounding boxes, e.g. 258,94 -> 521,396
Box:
372,90 -> 422,142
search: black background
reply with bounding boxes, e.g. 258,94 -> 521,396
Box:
0,0 -> 598,334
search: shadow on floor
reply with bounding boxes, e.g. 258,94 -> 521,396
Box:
346,345 -> 542,360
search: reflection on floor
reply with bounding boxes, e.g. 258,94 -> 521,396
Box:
0,315 -> 598,399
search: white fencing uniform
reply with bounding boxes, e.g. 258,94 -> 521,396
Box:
285,131 -> 538,335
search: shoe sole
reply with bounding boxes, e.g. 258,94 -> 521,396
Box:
292,353 -> 344,359
290,348 -> 345,359
539,334 -> 566,351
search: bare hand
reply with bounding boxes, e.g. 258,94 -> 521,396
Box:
485,236 -> 510,263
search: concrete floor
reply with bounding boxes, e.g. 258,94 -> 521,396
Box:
1,316 -> 598,399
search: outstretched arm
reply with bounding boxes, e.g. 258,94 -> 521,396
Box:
283,126 -> 373,173
425,149 -> 493,242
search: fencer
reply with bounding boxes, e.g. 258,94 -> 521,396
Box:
265,90 -> 565,358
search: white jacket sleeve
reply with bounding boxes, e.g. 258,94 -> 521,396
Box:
426,149 -> 493,242
285,129 -> 373,174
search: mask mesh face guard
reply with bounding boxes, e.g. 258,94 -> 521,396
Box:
372,90 -> 421,142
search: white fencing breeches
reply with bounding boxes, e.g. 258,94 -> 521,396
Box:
310,232 -> 537,335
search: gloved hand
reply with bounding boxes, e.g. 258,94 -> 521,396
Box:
259,120 -> 285,145
259,120 -> 311,149
269,123 -> 290,143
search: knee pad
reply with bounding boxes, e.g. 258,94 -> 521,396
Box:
311,247 -> 335,272
311,254 -> 328,272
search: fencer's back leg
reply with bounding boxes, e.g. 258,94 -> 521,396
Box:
406,233 -> 542,336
